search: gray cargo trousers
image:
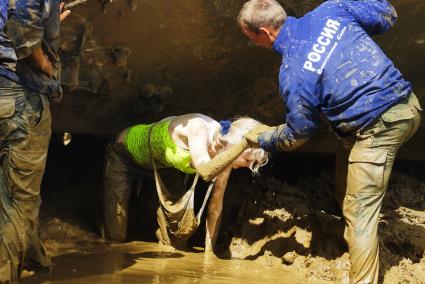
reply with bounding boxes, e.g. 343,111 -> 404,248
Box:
0,78 -> 52,283
335,93 -> 422,284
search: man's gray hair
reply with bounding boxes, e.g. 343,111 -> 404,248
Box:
238,0 -> 287,33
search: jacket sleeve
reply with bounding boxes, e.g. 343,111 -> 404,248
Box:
5,0 -> 44,59
341,0 -> 397,36
258,88 -> 321,152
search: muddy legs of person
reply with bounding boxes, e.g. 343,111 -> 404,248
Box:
335,94 -> 421,284
103,131 -> 138,242
205,167 -> 231,256
0,83 -> 52,283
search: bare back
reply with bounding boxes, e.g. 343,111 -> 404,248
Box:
168,114 -> 220,169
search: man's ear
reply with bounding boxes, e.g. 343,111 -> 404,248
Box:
259,27 -> 272,38
259,26 -> 278,42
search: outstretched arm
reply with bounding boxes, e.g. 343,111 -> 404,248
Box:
205,166 -> 232,255
258,91 -> 321,152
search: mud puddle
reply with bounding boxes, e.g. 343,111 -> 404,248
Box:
21,241 -> 317,284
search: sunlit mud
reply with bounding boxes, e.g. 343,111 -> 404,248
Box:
22,241 -> 316,284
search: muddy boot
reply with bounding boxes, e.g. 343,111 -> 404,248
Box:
0,237 -> 22,283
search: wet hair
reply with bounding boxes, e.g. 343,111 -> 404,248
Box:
214,117 -> 269,174
237,0 -> 287,34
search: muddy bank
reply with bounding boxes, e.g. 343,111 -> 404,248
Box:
34,139 -> 424,283
221,162 -> 425,283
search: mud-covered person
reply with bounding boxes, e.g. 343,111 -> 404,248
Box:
0,1 -> 70,282
103,114 -> 268,255
238,1 -> 421,283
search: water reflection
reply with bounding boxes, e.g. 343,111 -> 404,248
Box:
22,241 -> 307,284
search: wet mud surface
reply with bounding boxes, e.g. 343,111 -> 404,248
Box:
23,241 -> 309,284
27,138 -> 425,283
225,169 -> 425,283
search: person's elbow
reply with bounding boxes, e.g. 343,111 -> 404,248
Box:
376,3 -> 398,34
387,5 -> 398,27
5,20 -> 44,59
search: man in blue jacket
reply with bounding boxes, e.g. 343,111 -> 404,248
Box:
239,0 -> 421,283
0,1 -> 69,281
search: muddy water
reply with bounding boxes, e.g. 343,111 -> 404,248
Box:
22,242 -> 314,284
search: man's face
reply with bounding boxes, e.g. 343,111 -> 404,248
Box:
241,25 -> 274,49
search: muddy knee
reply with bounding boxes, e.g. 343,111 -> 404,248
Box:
104,200 -> 129,241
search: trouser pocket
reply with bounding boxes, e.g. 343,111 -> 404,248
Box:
0,96 -> 17,141
8,149 -> 47,202
0,97 -> 16,118
380,93 -> 422,145
347,147 -> 387,195
23,93 -> 43,129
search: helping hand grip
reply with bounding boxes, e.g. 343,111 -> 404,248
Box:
198,139 -> 249,181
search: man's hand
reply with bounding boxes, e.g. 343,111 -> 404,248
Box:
28,47 -> 53,77
39,54 -> 53,77
60,3 -> 71,22
28,3 -> 70,77
244,124 -> 277,146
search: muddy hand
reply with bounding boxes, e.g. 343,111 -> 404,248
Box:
29,47 -> 54,78
40,54 -> 54,77
244,124 -> 276,146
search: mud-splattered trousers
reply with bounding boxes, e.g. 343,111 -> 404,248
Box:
0,78 -> 52,283
103,129 -> 144,242
335,93 -> 422,284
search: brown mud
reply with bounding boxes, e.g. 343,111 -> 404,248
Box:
225,170 -> 425,283
24,138 -> 425,283
23,241 -> 310,284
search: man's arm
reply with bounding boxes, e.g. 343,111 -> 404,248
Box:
341,0 -> 397,35
6,0 -> 45,59
258,90 -> 321,152
27,46 -> 53,77
205,166 -> 231,255
6,1 -> 70,77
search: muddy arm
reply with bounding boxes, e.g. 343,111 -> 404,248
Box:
198,124 -> 274,181
205,167 -> 232,254
198,140 -> 248,181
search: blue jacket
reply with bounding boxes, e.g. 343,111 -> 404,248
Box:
259,0 -> 412,152
0,0 -> 20,83
4,0 -> 62,96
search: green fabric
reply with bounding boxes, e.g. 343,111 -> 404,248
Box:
125,120 -> 197,174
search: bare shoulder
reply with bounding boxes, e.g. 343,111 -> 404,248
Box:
169,114 -> 218,150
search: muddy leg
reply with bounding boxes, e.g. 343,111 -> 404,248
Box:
103,138 -> 137,242
0,88 -> 52,282
205,167 -> 231,255
343,94 -> 421,284
343,152 -> 387,284
335,138 -> 353,209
